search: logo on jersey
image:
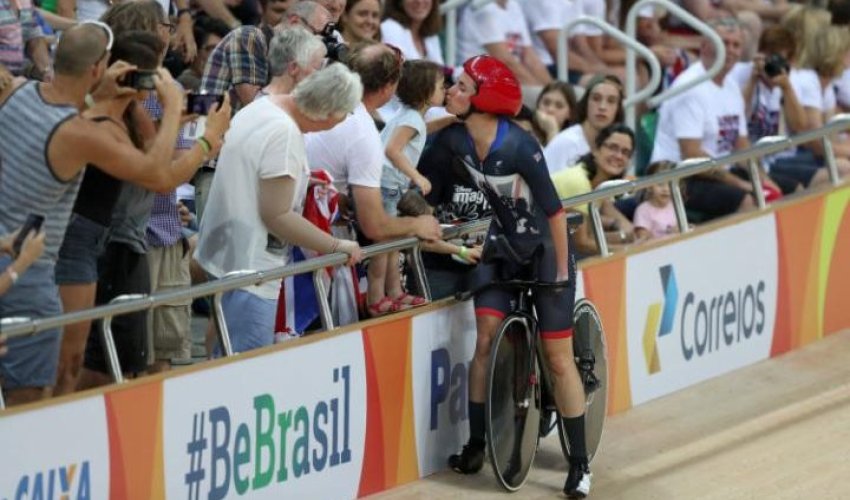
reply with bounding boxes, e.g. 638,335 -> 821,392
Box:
642,265 -> 678,374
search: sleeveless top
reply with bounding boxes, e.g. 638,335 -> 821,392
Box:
0,82 -> 81,263
72,116 -> 139,226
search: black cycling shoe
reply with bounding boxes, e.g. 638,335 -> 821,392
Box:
563,459 -> 592,498
448,441 -> 485,474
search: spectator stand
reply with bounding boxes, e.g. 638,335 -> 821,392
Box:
624,0 -> 725,174
3,114 -> 849,408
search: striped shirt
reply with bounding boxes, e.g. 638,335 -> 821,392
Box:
0,81 -> 80,263
0,0 -> 43,75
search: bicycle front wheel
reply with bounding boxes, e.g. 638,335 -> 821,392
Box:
486,314 -> 541,492
557,299 -> 608,464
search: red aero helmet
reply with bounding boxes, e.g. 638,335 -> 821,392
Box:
462,55 -> 522,116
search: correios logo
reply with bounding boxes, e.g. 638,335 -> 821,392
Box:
642,265 -> 678,374
642,264 -> 767,374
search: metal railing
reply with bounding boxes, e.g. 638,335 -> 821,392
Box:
2,115 -> 849,408
558,16 -> 661,109
624,0 -> 725,132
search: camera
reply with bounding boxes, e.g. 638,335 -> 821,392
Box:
763,53 -> 789,78
122,70 -> 157,90
320,23 -> 349,64
187,93 -> 224,115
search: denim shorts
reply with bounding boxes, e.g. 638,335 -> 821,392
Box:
55,214 -> 109,285
216,289 -> 277,355
0,257 -> 62,389
381,186 -> 403,217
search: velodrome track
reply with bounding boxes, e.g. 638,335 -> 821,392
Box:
375,328 -> 850,499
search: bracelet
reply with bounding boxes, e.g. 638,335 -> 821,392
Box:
6,266 -> 18,285
197,136 -> 212,154
458,245 -> 469,261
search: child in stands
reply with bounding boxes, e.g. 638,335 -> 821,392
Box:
367,60 -> 446,316
634,161 -> 680,240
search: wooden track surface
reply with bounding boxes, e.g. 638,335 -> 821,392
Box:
374,329 -> 850,499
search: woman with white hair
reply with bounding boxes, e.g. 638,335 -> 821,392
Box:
195,63 -> 365,354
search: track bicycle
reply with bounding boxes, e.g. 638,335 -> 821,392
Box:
456,215 -> 608,492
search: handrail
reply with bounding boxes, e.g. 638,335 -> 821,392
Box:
438,0 -> 472,68
624,0 -> 725,132
2,114 -> 849,391
558,16 -> 662,110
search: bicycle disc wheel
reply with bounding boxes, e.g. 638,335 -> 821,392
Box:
486,315 -> 541,492
558,299 -> 608,464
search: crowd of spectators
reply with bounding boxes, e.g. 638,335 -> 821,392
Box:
2,0 -> 850,407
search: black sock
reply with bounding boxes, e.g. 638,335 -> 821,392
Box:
562,414 -> 587,462
468,401 -> 485,447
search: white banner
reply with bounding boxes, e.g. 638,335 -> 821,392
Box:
411,302 -> 477,477
0,397 -> 110,500
625,216 -> 778,405
162,332 -> 367,499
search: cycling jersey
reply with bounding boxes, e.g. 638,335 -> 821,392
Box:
420,119 -> 576,338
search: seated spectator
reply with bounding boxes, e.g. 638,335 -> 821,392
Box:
651,17 -> 781,220
456,0 -> 551,86
177,16 -> 232,92
796,25 -> 850,159
305,43 -> 442,319
729,26 -> 846,190
544,74 -> 625,174
0,0 -> 51,80
633,161 -> 681,240
195,63 -> 364,354
552,124 -> 641,255
381,0 -> 444,65
0,228 -> 45,297
262,25 -> 328,96
521,0 -> 591,84
534,80 -> 577,146
368,60 -> 445,316
0,24 -> 185,406
338,0 -> 380,45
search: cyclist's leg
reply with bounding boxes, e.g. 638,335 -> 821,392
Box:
449,264 -> 511,473
534,247 -> 591,496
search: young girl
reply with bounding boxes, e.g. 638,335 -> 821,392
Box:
633,161 -> 680,240
535,81 -> 577,145
367,60 -> 446,317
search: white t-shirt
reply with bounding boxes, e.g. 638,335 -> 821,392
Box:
789,67 -> 836,113
380,19 -> 445,66
305,103 -> 383,194
521,0 -> 574,66
196,97 -> 309,300
578,0 -> 606,36
380,106 -> 427,189
836,68 -> 850,109
729,62 -> 783,138
543,124 -> 590,174
651,62 -> 748,164
457,0 -> 533,66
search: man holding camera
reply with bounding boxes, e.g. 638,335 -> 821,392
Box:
651,17 -> 784,220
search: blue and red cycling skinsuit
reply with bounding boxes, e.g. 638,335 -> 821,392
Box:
420,118 -> 577,339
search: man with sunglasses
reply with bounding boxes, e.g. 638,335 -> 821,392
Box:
0,23 -> 201,406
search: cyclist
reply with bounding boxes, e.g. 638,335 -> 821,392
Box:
419,55 -> 591,497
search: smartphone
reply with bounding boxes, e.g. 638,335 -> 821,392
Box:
12,214 -> 45,257
187,93 -> 224,115
122,70 -> 157,91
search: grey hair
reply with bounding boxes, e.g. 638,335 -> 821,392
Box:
293,62 -> 363,120
268,25 -> 327,77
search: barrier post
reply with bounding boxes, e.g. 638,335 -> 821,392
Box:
670,180 -> 690,234
589,203 -> 609,257
822,136 -> 841,186
313,270 -> 334,330
747,158 -> 767,209
408,245 -> 431,301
